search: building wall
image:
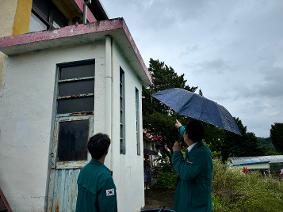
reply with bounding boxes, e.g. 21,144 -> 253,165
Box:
0,0 -> 18,36
111,41 -> 145,212
0,52 -> 5,91
0,38 -> 146,211
12,0 -> 33,35
0,42 -> 105,211
232,163 -> 270,170
0,0 -> 16,91
0,0 -> 32,96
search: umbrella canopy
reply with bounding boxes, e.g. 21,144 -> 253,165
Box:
152,88 -> 241,135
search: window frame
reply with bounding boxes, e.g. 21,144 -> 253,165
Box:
135,88 -> 141,155
31,0 -> 68,31
120,68 -> 126,154
56,59 -> 95,117
50,59 -> 95,169
52,116 -> 93,169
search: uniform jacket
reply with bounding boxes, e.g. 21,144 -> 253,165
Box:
76,160 -> 117,212
172,136 -> 213,212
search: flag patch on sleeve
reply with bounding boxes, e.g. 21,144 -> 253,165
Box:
106,188 -> 115,196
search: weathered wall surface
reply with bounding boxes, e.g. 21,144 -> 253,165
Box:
0,0 -> 32,94
111,41 -> 145,212
0,52 -> 5,91
12,0 -> 32,35
0,42 -> 105,211
0,0 -> 16,90
0,0 -> 18,36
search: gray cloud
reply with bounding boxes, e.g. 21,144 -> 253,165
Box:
194,59 -> 234,74
103,0 -> 283,137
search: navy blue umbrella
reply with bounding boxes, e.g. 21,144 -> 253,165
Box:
152,88 -> 241,135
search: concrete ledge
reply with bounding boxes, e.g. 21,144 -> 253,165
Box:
0,18 -> 152,85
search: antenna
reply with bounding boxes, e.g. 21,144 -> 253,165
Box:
83,0 -> 92,24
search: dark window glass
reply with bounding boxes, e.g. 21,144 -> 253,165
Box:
57,120 -> 89,161
59,64 -> 95,80
120,124 -> 124,138
52,6 -> 68,27
58,80 -> 94,97
57,97 -> 94,114
120,139 -> 125,154
33,0 -> 49,21
32,0 -> 68,30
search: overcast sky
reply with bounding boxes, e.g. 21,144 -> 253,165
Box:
102,0 -> 283,137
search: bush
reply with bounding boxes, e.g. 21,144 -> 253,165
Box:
153,169 -> 177,189
151,158 -> 283,211
152,155 -> 177,189
213,160 -> 283,211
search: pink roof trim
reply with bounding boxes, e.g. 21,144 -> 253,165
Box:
121,21 -> 152,83
74,0 -> 96,23
0,18 -> 152,84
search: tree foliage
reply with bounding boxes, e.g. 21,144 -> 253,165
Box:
220,118 -> 265,161
142,59 -> 197,155
143,58 -> 267,161
270,123 -> 283,153
257,137 -> 278,155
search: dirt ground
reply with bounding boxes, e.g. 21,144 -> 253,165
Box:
144,188 -> 175,210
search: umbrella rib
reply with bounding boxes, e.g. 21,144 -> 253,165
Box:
215,103 -> 225,129
178,95 -> 192,114
197,96 -> 205,120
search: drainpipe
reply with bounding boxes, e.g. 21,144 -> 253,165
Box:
105,36 -> 113,170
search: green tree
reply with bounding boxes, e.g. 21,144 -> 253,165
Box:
143,59 -> 197,157
257,137 -> 278,155
203,124 -> 225,158
270,123 -> 283,153
143,59 -> 266,162
221,118 -> 265,161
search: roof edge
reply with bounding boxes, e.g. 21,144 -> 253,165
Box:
0,18 -> 152,85
0,18 -> 123,48
121,20 -> 152,84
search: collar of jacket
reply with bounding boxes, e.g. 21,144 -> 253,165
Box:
189,141 -> 204,153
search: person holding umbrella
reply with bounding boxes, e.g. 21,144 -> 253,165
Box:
152,88 -> 240,211
172,119 -> 212,212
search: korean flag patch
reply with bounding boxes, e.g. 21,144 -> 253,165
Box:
106,188 -> 115,197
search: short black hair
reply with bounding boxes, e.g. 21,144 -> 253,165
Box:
87,133 -> 110,160
185,120 -> 204,143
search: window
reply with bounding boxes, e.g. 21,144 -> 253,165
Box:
55,59 -> 94,163
57,61 -> 95,115
30,13 -> 48,32
30,0 -> 68,32
135,88 -> 141,155
57,120 -> 89,161
120,68 -> 126,154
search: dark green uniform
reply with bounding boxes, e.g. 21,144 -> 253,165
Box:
172,126 -> 213,212
76,160 -> 117,212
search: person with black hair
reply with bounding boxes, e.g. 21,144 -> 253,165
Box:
172,120 -> 212,212
76,133 -> 117,212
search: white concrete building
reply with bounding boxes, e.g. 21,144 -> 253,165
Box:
0,19 -> 151,212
